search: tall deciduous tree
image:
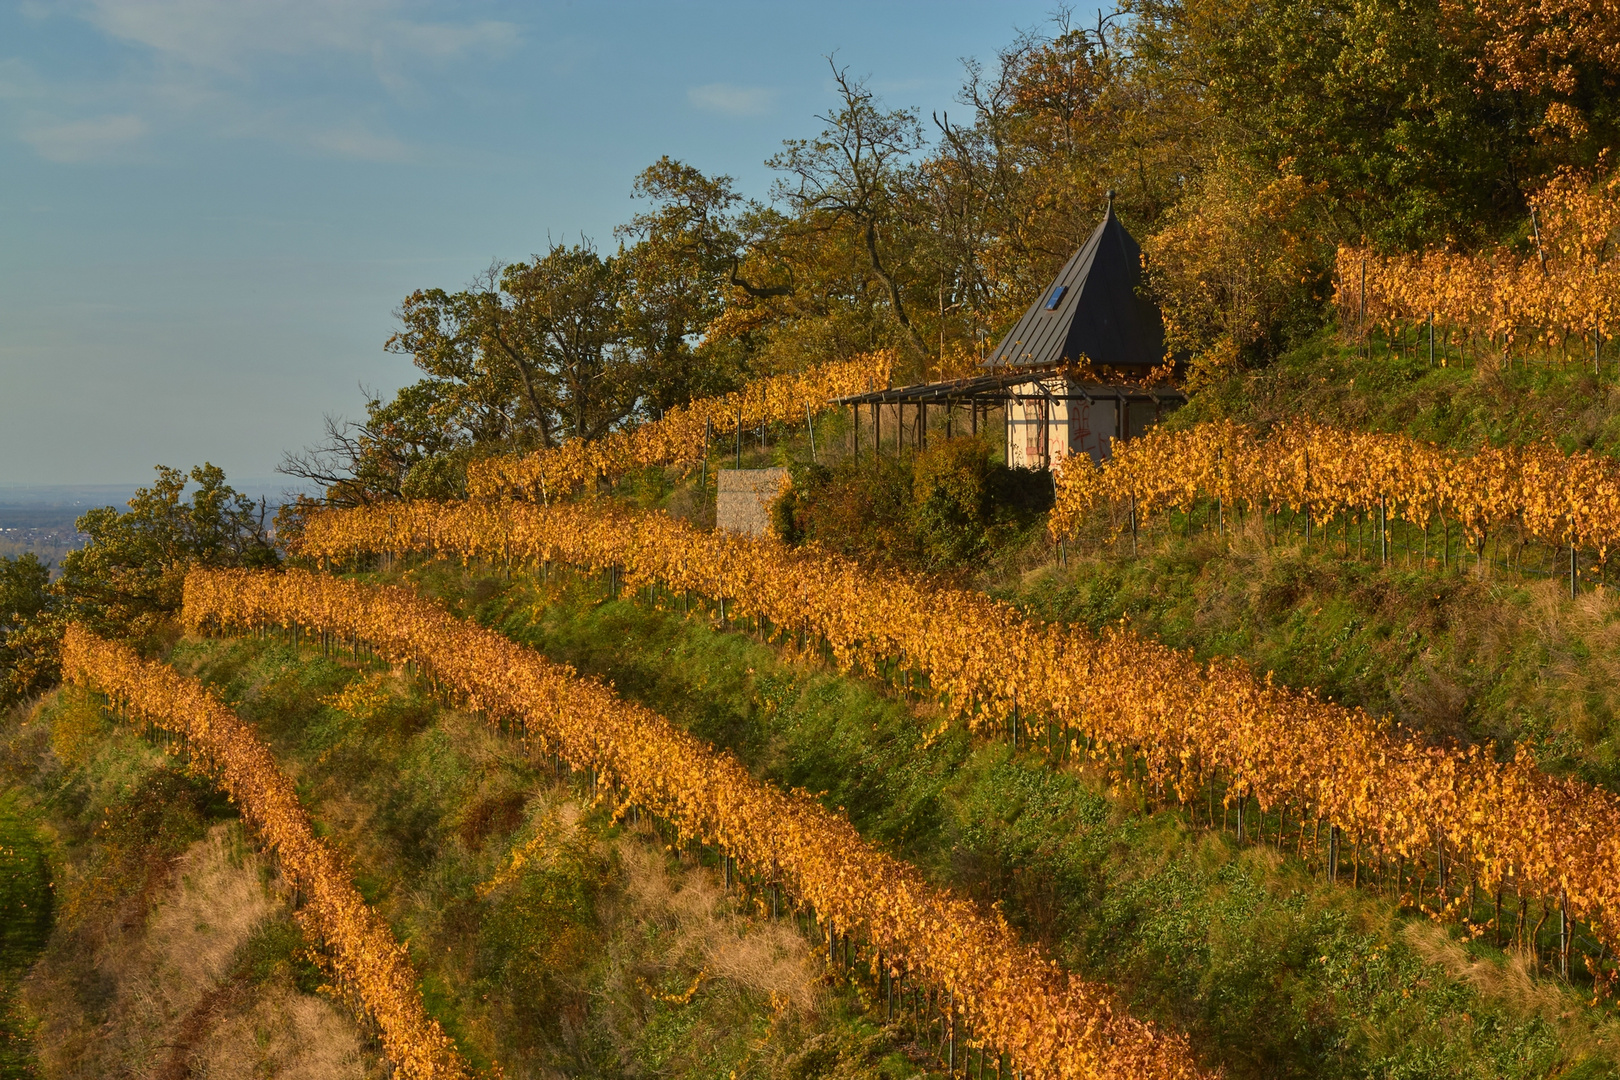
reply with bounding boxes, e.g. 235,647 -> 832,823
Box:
499,244 -> 634,441
58,464 -> 278,647
295,0 -> 1620,495
294,243 -> 642,504
385,243 -> 634,450
0,552 -> 53,707
279,378 -> 484,507
1129,0 -> 1534,247
770,61 -> 931,364
617,158 -> 754,410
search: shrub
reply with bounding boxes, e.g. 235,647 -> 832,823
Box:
911,437 -> 995,568
775,439 -> 1051,572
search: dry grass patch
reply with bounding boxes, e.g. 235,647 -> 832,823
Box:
1403,921 -> 1620,1057
24,822 -> 374,1080
617,831 -> 820,1014
190,984 -> 365,1080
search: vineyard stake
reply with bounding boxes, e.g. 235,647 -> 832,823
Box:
1571,536 -> 1579,599
1561,891 -> 1570,978
1380,496 -> 1387,564
1359,257 -> 1366,352
701,418 -> 711,492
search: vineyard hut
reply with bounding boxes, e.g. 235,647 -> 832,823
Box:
831,196 -> 1182,469
986,194 -> 1177,468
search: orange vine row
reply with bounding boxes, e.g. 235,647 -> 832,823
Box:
465,351 -> 894,500
59,625 -> 471,1080
1336,170 -> 1620,352
295,499 -> 1620,959
1049,419 -> 1620,559
182,567 -> 1206,1080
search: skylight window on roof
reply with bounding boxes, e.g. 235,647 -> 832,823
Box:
1045,285 -> 1068,310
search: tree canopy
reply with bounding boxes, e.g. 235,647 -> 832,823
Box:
58,464 -> 278,645
290,1 -> 1620,501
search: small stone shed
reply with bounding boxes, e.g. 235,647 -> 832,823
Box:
716,467 -> 789,537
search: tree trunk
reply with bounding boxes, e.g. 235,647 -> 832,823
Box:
865,220 -> 929,360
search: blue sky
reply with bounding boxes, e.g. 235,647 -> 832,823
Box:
0,0 -> 1059,487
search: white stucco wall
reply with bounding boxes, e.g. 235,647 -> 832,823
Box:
1005,384 -> 1118,469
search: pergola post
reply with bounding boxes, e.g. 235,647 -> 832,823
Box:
1043,399 -> 1051,470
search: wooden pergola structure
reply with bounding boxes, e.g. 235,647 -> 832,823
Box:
831,370 -> 1186,465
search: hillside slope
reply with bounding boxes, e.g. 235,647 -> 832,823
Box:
407,559 -> 1620,1080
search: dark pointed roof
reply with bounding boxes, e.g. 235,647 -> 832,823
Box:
982,203 -> 1166,370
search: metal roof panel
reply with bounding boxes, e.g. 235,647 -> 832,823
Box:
982,204 -> 1165,370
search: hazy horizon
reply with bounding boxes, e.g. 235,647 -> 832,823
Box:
0,476 -> 309,503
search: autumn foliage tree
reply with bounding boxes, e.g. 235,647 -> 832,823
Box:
285,1 -> 1620,510
0,552 -> 53,707
1143,158 -> 1331,380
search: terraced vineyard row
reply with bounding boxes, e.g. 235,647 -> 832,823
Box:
1049,419 -> 1620,570
1337,168 -> 1620,356
182,567 -> 1206,1080
466,351 -> 893,500
296,498 -> 1620,971
60,625 -> 471,1080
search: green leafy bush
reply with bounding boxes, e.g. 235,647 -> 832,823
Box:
775,438 -> 1051,572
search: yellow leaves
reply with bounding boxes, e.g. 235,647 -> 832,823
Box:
182,568 -> 1207,1080
477,813 -> 571,899
637,968 -> 709,1006
321,672 -> 393,721
1052,418 -> 1620,555
61,626 -> 471,1080
465,352 -> 895,501
290,494 -> 1620,971
1338,172 -> 1620,348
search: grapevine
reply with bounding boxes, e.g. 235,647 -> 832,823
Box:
1336,169 -> 1620,356
59,624 -> 472,1080
294,498 -> 1620,963
1049,419 -> 1620,562
182,567 -> 1207,1080
466,351 -> 894,500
